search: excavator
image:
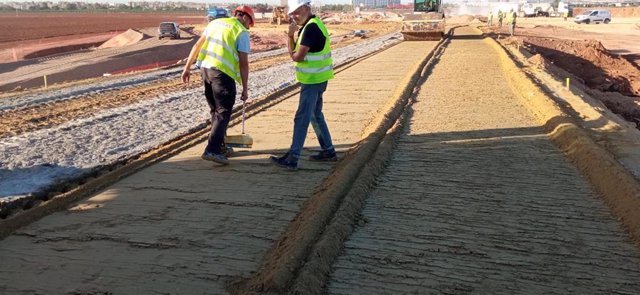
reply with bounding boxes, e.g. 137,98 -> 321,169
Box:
401,0 -> 445,41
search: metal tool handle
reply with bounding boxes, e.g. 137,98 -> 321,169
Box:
241,100 -> 246,134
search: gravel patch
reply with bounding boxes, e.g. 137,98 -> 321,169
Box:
0,33 -> 401,201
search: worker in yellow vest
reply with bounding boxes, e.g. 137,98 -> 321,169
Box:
508,9 -> 517,36
271,0 -> 337,170
488,11 -> 493,27
181,6 -> 255,165
497,9 -> 503,27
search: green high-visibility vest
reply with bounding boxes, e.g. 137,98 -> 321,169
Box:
196,17 -> 246,84
294,17 -> 334,84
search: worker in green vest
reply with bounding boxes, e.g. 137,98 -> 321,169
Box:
508,9 -> 517,36
182,5 -> 255,165
271,0 -> 337,170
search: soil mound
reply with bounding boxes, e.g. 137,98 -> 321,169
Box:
528,53 -> 549,69
250,33 -> 286,52
99,29 -> 147,49
448,15 -> 475,24
523,37 -> 640,97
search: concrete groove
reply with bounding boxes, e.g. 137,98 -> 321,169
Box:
0,41 -> 436,294
327,27 -> 640,294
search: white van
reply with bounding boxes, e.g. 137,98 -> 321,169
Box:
575,9 -> 611,24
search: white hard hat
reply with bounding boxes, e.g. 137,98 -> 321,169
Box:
288,0 -> 310,14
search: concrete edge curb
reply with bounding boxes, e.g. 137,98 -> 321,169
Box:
229,32 -> 452,295
483,31 -> 640,246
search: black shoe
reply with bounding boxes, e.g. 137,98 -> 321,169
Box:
309,150 -> 338,162
202,151 -> 229,165
221,145 -> 234,157
270,152 -> 298,170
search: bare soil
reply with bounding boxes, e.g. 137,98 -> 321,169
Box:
517,37 -> 640,128
481,19 -> 640,129
0,20 -> 400,139
0,12 -> 205,43
522,38 -> 640,96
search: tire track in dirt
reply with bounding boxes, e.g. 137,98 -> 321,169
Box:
326,26 -> 640,294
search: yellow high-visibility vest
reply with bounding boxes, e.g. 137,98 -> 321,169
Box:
506,12 -> 513,23
196,17 -> 246,84
294,17 -> 334,84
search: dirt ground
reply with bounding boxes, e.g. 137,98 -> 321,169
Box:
0,13 -> 400,92
3,25 -> 640,294
0,41 -> 436,295
0,18 -> 400,141
480,17 -> 640,128
327,26 -> 640,295
0,12 -> 205,43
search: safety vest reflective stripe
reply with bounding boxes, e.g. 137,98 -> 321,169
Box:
196,17 -> 246,84
294,17 -> 334,84
295,65 -> 333,73
204,37 -> 239,61
304,52 -> 331,61
198,49 -> 240,79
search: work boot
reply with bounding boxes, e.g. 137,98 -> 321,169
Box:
221,145 -> 234,157
309,149 -> 338,162
270,152 -> 298,170
202,151 -> 229,165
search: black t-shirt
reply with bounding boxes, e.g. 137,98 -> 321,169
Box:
297,15 -> 326,53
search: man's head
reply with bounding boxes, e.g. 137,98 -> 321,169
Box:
288,0 -> 311,25
234,5 -> 255,29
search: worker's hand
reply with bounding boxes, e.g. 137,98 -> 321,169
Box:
288,21 -> 297,37
240,88 -> 248,101
181,69 -> 190,84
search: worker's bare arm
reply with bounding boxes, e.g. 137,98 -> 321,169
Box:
181,34 -> 207,83
239,52 -> 249,101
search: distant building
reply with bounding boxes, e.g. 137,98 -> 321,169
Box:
352,0 -> 401,9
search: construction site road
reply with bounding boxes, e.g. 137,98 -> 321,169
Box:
327,26 -> 640,294
0,41 -> 439,294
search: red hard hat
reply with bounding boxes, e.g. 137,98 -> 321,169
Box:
234,5 -> 255,28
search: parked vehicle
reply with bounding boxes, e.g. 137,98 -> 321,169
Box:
575,9 -> 611,24
208,7 -> 230,22
522,2 -> 553,17
158,22 -> 181,39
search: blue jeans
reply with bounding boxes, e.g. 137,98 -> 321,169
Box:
290,82 -> 335,159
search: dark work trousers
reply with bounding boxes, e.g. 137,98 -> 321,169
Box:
202,67 -> 236,154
